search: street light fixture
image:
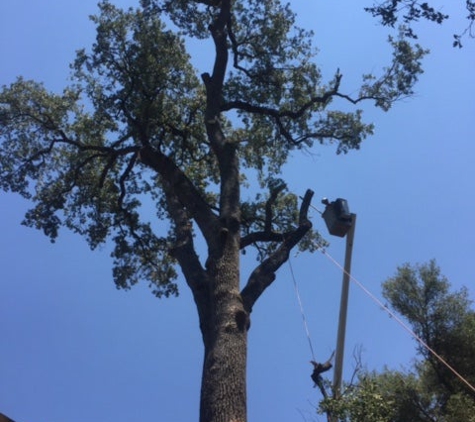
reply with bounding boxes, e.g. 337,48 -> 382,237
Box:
322,198 -> 357,398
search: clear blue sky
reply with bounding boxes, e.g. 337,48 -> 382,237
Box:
1,1 -> 474,421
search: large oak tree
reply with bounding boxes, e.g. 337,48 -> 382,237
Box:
0,1 -> 427,421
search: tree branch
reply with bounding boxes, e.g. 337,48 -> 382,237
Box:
208,0 -> 231,98
202,0 -> 231,126
240,183 -> 288,249
118,151 -> 138,208
138,145 -> 219,244
265,183 -> 285,231
195,0 -> 222,7
220,74 -> 342,145
240,231 -> 285,249
199,1 -> 242,231
220,82 -> 339,119
241,189 -> 314,312
163,181 -> 207,293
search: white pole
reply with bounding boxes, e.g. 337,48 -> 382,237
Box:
332,214 -> 356,397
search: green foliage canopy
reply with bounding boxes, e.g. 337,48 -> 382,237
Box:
0,0 -> 427,297
320,260 -> 475,422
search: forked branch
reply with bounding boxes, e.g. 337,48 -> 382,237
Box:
241,189 -> 314,312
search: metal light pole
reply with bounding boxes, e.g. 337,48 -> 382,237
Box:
321,198 -> 357,398
332,214 -> 356,397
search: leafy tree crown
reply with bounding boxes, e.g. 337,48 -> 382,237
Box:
0,0 -> 427,296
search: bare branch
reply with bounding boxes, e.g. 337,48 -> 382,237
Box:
241,189 -> 314,312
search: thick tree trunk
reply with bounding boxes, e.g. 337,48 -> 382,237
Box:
198,224 -> 248,422
199,317 -> 248,422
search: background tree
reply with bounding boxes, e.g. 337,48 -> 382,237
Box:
365,0 -> 475,47
0,1 -> 427,421
319,260 -> 475,422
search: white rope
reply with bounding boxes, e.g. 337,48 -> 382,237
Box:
289,257 -> 316,361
